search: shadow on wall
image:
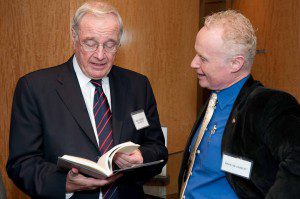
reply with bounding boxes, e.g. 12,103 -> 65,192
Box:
0,174 -> 6,199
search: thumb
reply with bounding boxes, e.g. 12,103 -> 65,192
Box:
69,168 -> 79,178
71,168 -> 79,174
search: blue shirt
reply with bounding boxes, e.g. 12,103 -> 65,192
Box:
185,76 -> 249,199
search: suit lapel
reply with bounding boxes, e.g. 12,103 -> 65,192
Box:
56,59 -> 99,150
109,66 -> 128,145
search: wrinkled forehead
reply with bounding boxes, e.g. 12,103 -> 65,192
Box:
78,13 -> 120,37
79,13 -> 119,28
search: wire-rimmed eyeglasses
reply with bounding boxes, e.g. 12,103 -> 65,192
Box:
80,39 -> 120,53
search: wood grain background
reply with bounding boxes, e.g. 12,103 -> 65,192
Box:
0,0 -> 199,198
229,0 -> 300,100
0,0 -> 299,198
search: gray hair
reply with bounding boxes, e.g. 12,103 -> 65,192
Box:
71,1 -> 123,42
204,10 -> 257,67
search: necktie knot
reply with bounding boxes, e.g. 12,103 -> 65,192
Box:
90,79 -> 102,88
210,93 -> 218,108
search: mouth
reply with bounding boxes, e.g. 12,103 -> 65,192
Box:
90,62 -> 107,68
197,73 -> 205,78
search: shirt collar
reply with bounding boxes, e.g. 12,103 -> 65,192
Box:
72,56 -> 109,87
214,75 -> 249,110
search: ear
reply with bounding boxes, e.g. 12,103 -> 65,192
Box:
71,29 -> 76,46
230,55 -> 245,73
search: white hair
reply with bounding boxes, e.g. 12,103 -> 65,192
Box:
71,1 -> 123,41
205,10 -> 257,67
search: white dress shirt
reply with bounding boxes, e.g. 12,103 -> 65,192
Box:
66,56 -> 111,199
73,56 -> 112,145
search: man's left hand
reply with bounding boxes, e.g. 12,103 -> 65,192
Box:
113,149 -> 143,169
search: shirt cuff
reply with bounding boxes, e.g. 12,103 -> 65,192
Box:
66,192 -> 73,199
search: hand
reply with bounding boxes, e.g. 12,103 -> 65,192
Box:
113,149 -> 143,169
66,168 -> 122,193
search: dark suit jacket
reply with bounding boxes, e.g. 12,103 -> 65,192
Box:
179,76 -> 300,198
6,57 -> 168,199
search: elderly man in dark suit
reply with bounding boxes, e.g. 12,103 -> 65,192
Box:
6,1 -> 167,199
179,10 -> 300,199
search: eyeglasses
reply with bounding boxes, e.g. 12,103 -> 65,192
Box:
79,39 -> 120,53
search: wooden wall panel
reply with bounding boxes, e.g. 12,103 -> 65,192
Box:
115,0 -> 200,154
0,0 -> 199,198
1,1 -> 72,198
166,152 -> 183,195
228,0 -> 300,101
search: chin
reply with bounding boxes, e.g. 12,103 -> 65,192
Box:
198,80 -> 207,88
93,74 -> 106,79
87,68 -> 110,79
86,71 -> 104,79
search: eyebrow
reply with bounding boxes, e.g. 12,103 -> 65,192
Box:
82,37 -> 118,43
199,54 -> 208,61
82,37 -> 96,41
105,39 -> 118,43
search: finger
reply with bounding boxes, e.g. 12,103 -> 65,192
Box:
71,168 -> 79,174
91,178 -> 113,187
129,149 -> 143,164
117,157 -> 132,167
114,155 -> 132,168
91,173 -> 123,187
68,169 -> 79,179
118,150 -> 142,164
114,159 -> 123,168
87,186 -> 99,190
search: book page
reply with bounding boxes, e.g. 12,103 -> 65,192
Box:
57,142 -> 141,179
58,155 -> 110,178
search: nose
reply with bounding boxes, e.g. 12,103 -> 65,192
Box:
93,45 -> 105,60
190,55 -> 199,69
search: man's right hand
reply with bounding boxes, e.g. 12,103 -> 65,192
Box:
66,168 -> 122,192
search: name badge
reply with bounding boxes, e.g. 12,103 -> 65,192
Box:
131,110 -> 150,130
221,153 -> 253,179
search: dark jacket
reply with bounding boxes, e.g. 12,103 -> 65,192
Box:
179,76 -> 300,198
7,57 -> 168,199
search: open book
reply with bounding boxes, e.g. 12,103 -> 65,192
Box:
57,141 -> 164,179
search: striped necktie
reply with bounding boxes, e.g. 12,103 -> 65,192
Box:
91,79 -> 118,199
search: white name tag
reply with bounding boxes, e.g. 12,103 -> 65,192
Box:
221,153 -> 253,179
131,110 -> 150,130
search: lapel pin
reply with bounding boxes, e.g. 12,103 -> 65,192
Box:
232,118 -> 236,123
